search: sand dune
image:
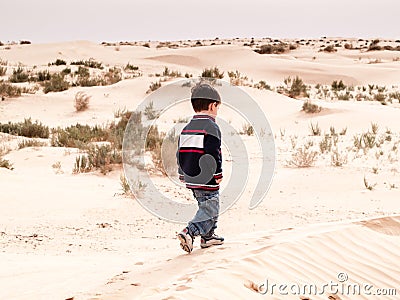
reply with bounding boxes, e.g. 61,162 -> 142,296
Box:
77,215 -> 400,300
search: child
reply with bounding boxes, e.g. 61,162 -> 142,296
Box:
177,83 -> 224,253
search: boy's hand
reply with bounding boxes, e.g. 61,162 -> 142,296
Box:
216,178 -> 222,184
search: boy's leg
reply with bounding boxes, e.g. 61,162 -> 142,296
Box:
187,189 -> 219,237
178,189 -> 219,253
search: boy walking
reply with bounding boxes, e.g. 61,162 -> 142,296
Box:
177,83 -> 224,253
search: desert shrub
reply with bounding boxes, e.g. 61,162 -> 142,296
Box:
368,39 -> 381,51
20,40 -> 31,45
74,66 -> 101,87
61,67 -> 71,75
344,43 -> 353,49
74,91 -> 91,112
0,157 -> 13,170
331,80 -> 346,91
146,81 -> 161,94
125,63 -> 139,71
0,66 -> 7,76
240,123 -> 254,135
162,67 -> 181,78
35,70 -> 51,82
51,124 -> 109,148
144,101 -> 159,120
321,45 -> 337,52
120,173 -> 132,195
73,144 -> 122,174
103,67 -> 122,85
254,80 -> 271,90
143,43 -> 150,48
9,67 -> 30,83
284,76 -> 307,98
228,70 -> 248,86
43,73 -> 69,93
287,147 -> 318,167
0,118 -> 49,138
18,139 -> 47,149
256,43 -> 289,54
145,125 -> 164,151
331,150 -> 347,167
0,81 -> 22,98
49,59 -> 67,66
374,93 -> 386,104
302,101 -> 321,113
201,67 -> 224,79
309,122 -> 321,136
71,58 -> 103,69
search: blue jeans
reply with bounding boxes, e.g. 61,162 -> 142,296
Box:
187,190 -> 219,238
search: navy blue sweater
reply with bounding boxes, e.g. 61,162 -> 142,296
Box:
177,114 -> 223,190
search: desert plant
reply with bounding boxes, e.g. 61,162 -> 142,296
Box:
51,124 -> 109,148
321,45 -> 337,53
74,92 -> 91,112
0,118 -> 49,138
284,76 -> 307,98
49,59 -> 67,66
9,67 -> 30,83
18,139 -> 47,149
254,80 -> 271,90
144,101 -> 159,120
363,176 -> 375,190
302,101 -> 321,113
119,173 -> 131,195
147,81 -> 161,94
71,58 -> 103,69
0,66 -> 7,76
331,150 -> 347,167
368,39 -> 381,51
287,147 -> 318,168
240,123 -> 254,136
228,70 -> 248,86
43,73 -> 69,93
201,67 -> 224,79
331,80 -> 346,91
103,67 -> 122,85
0,156 -> 13,170
125,63 -> 139,72
309,122 -> 321,136
0,81 -> 22,98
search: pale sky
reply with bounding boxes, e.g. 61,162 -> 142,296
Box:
1,0 -> 399,43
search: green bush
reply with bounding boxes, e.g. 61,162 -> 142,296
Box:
331,80 -> 346,91
0,118 -> 49,138
0,81 -> 22,98
9,67 -> 30,83
147,81 -> 161,94
43,73 -> 69,93
71,58 -> 103,69
256,43 -> 288,54
51,124 -> 109,148
73,144 -> 122,174
49,59 -> 67,66
0,66 -> 7,76
284,76 -> 307,98
302,101 -> 321,113
201,67 -> 224,79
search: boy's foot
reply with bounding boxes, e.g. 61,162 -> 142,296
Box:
200,233 -> 224,248
177,228 -> 193,253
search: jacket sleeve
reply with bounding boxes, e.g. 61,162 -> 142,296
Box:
203,127 -> 223,180
176,136 -> 185,182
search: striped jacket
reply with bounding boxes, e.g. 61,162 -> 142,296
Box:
177,114 -> 223,190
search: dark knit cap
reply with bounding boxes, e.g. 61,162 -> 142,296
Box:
191,83 -> 221,102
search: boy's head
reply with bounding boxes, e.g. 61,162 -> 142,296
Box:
191,83 -> 221,113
